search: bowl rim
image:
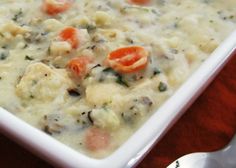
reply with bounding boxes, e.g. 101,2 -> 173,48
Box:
1,31 -> 236,168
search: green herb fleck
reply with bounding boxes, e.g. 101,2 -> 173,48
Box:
30,95 -> 35,99
87,111 -> 94,124
67,88 -> 81,97
12,9 -> 23,22
158,82 -> 168,92
32,80 -> 37,85
2,46 -> 7,49
23,44 -> 28,49
47,46 -> 51,55
103,68 -> 129,87
92,64 -> 101,69
102,67 -> 117,74
0,51 -> 9,60
25,55 -> 34,61
84,73 -> 90,79
152,68 -> 161,77
86,24 -> 97,33
121,6 -> 150,13
116,75 -> 129,87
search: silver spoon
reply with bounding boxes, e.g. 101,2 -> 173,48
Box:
167,134 -> 236,168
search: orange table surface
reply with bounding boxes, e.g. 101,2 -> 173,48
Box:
1,54 -> 236,168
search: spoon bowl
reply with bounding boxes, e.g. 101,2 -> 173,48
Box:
167,134 -> 236,168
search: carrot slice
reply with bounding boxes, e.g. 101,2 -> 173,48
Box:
128,0 -> 151,5
67,56 -> 92,77
106,46 -> 149,73
42,0 -> 73,15
85,127 -> 110,151
59,27 -> 79,49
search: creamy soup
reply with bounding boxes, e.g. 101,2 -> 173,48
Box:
0,0 -> 236,158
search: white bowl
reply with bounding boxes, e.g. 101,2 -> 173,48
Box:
1,31 -> 236,168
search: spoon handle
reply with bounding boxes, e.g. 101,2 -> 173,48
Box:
228,134 -> 236,147
222,134 -> 236,167
227,134 -> 236,153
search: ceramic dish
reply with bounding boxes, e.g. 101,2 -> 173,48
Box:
1,30 -> 236,168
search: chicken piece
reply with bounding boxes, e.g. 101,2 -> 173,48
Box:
16,63 -> 74,103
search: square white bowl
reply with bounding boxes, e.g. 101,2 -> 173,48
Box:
1,31 -> 236,168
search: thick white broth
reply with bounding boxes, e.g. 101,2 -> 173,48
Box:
0,0 -> 236,158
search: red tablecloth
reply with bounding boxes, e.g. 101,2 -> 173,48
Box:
1,54 -> 236,168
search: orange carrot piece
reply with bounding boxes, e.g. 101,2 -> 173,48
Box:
106,46 -> 149,73
67,56 -> 92,77
128,0 -> 151,5
42,0 -> 73,15
59,27 -> 79,49
85,128 -> 110,151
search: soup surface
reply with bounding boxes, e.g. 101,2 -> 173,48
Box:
0,0 -> 236,158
